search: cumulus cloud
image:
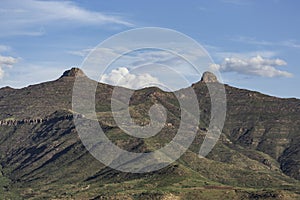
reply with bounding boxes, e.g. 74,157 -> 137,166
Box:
210,55 -> 292,78
0,55 -> 18,79
100,67 -> 162,89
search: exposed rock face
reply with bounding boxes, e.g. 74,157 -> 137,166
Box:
0,113 -> 82,126
201,71 -> 219,83
60,67 -> 86,78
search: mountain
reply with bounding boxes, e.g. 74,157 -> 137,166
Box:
0,68 -> 299,199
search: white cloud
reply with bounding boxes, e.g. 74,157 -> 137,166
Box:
222,0 -> 252,5
0,55 -> 18,79
0,0 -> 133,36
0,45 -> 11,53
232,36 -> 300,49
215,50 -> 278,60
67,48 -> 93,57
100,67 -> 162,89
0,55 -> 17,66
210,55 -> 292,78
203,43 -> 279,62
280,40 -> 300,48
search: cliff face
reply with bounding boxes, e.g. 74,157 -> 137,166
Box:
0,69 -> 299,199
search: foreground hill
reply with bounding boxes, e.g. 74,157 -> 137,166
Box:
0,68 -> 299,199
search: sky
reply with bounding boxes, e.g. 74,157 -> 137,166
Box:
0,0 -> 300,98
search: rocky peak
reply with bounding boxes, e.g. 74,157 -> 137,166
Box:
60,67 -> 86,78
200,71 -> 219,83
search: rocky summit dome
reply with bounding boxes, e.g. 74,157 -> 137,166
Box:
200,71 -> 219,83
60,67 -> 86,78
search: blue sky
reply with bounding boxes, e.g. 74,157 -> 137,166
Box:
0,0 -> 299,98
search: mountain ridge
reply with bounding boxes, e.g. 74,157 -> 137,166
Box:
1,67 -> 299,100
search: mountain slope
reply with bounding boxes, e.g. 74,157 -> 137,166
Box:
0,68 -> 299,199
